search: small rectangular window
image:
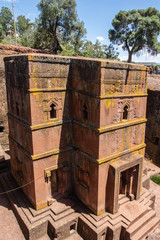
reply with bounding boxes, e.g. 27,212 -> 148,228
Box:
70,223 -> 76,234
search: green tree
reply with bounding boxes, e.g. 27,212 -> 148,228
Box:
20,25 -> 36,47
80,40 -> 119,60
80,40 -> 95,57
80,40 -> 106,58
69,20 -> 86,55
0,23 -> 5,41
103,44 -> 119,60
35,0 -> 86,53
0,7 -> 13,34
58,41 -> 75,56
93,40 -> 105,58
17,15 -> 33,36
109,7 -> 160,62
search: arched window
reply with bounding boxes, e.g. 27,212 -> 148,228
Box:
83,104 -> 88,120
123,105 -> 128,120
50,103 -> 56,119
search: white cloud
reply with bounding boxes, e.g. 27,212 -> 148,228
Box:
96,36 -> 104,41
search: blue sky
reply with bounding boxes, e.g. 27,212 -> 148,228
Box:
0,0 -> 160,62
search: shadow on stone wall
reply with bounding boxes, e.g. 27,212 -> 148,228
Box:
145,89 -> 160,166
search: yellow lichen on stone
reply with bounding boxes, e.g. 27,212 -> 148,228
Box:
112,99 -> 114,107
141,124 -> 146,144
36,203 -> 48,210
28,55 -> 34,61
105,99 -> 112,110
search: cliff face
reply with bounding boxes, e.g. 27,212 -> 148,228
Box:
145,74 -> 160,165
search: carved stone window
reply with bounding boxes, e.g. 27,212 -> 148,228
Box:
123,105 -> 128,120
70,223 -> 76,234
50,103 -> 56,119
83,104 -> 88,120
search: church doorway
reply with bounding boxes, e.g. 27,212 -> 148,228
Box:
119,165 -> 139,201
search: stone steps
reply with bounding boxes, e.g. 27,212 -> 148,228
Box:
130,216 -> 159,240
1,173 -> 75,223
139,189 -> 152,203
120,198 -> 160,240
119,200 -> 149,226
145,199 -> 154,209
126,209 -> 156,238
81,211 -> 109,228
0,173 -> 158,240
118,194 -> 130,207
138,189 -> 154,209
0,173 -> 79,240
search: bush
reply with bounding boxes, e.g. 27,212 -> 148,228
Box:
151,174 -> 160,185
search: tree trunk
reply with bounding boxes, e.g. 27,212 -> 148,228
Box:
52,33 -> 62,54
127,51 -> 132,63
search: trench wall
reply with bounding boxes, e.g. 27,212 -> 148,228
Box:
145,89 -> 160,164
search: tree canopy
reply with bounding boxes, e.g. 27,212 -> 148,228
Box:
0,3 -> 120,61
34,0 -> 86,54
17,15 -> 33,36
80,40 -> 119,60
109,7 -> 160,62
0,7 -> 13,37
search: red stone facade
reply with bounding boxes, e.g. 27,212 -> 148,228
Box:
4,54 -> 148,216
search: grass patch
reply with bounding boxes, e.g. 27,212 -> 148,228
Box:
151,174 -> 160,185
